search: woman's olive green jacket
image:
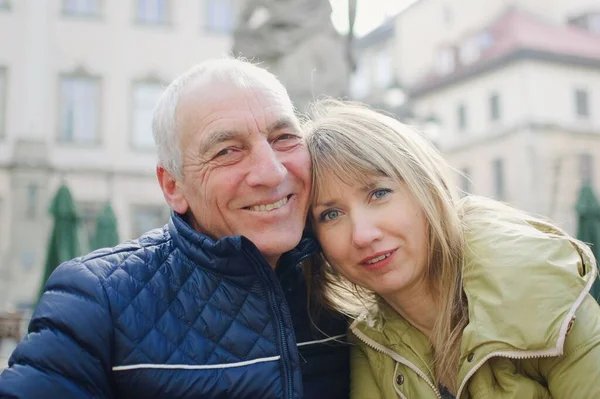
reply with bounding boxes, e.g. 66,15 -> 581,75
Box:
349,198 -> 600,399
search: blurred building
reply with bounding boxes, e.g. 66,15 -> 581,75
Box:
0,0 -> 236,309
351,0 -> 600,233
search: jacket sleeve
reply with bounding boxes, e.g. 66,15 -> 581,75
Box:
0,259 -> 115,398
539,295 -> 600,399
349,338 -> 381,399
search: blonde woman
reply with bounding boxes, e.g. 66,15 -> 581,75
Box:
303,100 -> 600,398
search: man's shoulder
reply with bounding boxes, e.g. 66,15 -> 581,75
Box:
58,226 -> 174,283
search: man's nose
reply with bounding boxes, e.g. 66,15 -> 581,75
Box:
351,214 -> 383,249
245,141 -> 287,187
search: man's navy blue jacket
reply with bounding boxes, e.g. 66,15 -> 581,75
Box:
0,213 -> 349,398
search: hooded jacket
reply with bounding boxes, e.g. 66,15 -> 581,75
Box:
0,213 -> 349,399
349,198 -> 600,399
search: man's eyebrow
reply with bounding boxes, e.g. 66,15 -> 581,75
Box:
267,116 -> 299,134
198,130 -> 240,156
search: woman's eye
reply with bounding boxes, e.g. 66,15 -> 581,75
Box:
320,209 -> 340,222
371,189 -> 391,200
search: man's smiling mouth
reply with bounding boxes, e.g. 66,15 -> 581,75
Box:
245,195 -> 291,212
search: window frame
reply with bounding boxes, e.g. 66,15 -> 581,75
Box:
492,158 -> 505,200
0,67 -> 6,140
575,88 -> 590,118
459,167 -> 472,196
579,153 -> 594,184
457,103 -> 467,132
57,69 -> 103,146
0,0 -> 11,11
134,0 -> 171,26
130,77 -> 165,152
130,204 -> 170,238
203,0 -> 235,34
61,0 -> 103,18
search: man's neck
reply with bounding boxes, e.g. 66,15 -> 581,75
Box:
266,255 -> 280,270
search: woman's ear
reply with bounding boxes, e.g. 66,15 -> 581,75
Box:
156,166 -> 189,215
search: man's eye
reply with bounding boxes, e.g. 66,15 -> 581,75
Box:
273,134 -> 301,148
276,134 -> 297,141
320,209 -> 340,222
215,148 -> 233,157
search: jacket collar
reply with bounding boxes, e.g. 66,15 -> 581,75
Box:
168,212 -> 318,278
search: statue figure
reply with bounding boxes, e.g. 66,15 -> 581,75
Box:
233,0 -> 354,112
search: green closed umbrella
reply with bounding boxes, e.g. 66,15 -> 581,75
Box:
38,184 -> 80,300
575,183 -> 600,303
91,202 -> 119,250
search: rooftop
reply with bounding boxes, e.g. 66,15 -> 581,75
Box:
410,8 -> 600,97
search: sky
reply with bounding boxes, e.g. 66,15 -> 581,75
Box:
329,0 -> 419,37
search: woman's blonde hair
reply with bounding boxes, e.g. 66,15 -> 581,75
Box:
303,99 -> 468,390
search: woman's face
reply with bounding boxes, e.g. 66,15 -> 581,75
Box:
311,173 -> 430,296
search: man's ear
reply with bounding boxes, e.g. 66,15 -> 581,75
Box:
157,166 -> 189,214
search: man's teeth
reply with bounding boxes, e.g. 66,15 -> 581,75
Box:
366,253 -> 391,264
250,196 -> 288,212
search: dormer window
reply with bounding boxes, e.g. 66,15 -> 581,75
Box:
569,12 -> 600,35
435,46 -> 456,75
459,31 -> 493,65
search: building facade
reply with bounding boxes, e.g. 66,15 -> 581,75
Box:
0,0 -> 236,309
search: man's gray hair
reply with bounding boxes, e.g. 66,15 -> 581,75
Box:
152,58 -> 293,179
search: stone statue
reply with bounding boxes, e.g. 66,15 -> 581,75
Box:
232,0 -> 352,112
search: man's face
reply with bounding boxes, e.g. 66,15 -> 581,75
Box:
170,79 -> 310,267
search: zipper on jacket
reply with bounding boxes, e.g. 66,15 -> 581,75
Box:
247,249 -> 294,399
350,327 -> 442,399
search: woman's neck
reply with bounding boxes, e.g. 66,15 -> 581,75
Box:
380,282 -> 438,338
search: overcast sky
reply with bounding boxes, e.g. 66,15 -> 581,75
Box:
329,0 -> 418,37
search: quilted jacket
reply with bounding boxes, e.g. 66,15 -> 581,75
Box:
0,213 -> 350,399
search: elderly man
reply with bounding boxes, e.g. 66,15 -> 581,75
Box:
0,58 -> 349,398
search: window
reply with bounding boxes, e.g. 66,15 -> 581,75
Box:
59,74 -> 101,144
78,202 -> 103,251
374,50 -> 393,89
204,0 -> 234,33
575,89 -> 589,118
442,5 -> 452,26
435,46 -> 456,75
349,60 -> 370,99
489,92 -> 500,121
26,184 -> 38,219
131,205 -> 169,238
62,0 -> 101,17
136,0 -> 169,25
492,158 -> 505,200
0,197 -> 5,254
459,168 -> 472,196
457,103 -> 467,132
569,12 -> 600,35
579,153 -> 594,184
132,81 -> 164,150
0,68 -> 5,139
459,31 -> 493,65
